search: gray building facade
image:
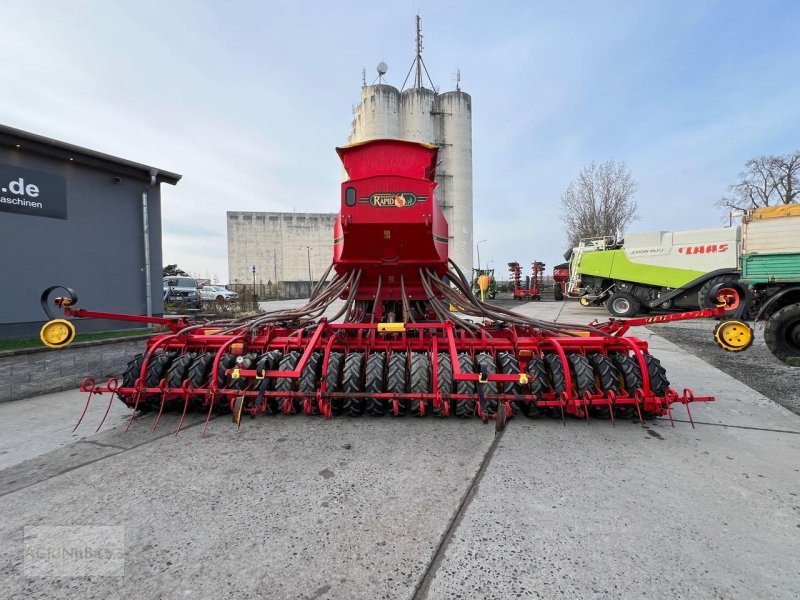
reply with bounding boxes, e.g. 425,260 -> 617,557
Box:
0,125 -> 180,337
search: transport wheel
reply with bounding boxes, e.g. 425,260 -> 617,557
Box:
764,303 -> 800,364
606,292 -> 641,318
475,352 -> 498,416
580,296 -> 591,307
274,351 -> 300,413
697,274 -> 739,309
522,356 -> 547,418
544,353 -> 567,418
455,353 -> 476,418
255,350 -> 283,413
588,354 -> 621,419
496,351 -> 521,415
554,286 -> 564,301
364,352 -> 387,416
388,352 -> 410,415
713,320 -> 754,353
341,352 -> 365,416
408,352 -> 430,416
119,353 -> 144,403
324,351 -> 344,415
299,352 -> 323,415
435,352 -> 453,416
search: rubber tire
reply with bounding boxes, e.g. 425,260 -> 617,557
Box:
554,285 -> 564,301
568,354 -> 595,397
496,351 -> 521,415
611,353 -> 642,419
522,356 -> 547,418
697,274 -> 739,309
146,350 -> 173,388
455,353 -> 476,418
274,351 -> 300,413
167,352 -> 196,389
612,353 -> 669,419
544,353 -> 567,419
435,352 -> 453,416
387,353 -> 410,415
475,352 -> 498,416
298,352 -> 323,415
364,353 -> 387,416
588,354 -> 621,419
605,292 -> 641,318
408,353 -> 430,416
341,352 -> 365,416
324,351 -> 344,415
764,303 -> 800,364
119,353 -> 144,403
255,350 -> 283,414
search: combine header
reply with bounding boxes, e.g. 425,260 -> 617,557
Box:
40,139 -> 751,434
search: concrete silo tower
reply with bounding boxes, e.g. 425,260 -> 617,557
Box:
347,15 -> 474,274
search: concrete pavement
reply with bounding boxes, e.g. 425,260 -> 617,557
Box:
0,299 -> 798,599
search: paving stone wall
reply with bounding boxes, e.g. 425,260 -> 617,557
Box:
0,336 -> 151,403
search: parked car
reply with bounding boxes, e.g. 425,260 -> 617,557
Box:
163,276 -> 201,309
200,285 -> 239,302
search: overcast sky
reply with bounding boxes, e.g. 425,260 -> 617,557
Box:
3,1 -> 799,281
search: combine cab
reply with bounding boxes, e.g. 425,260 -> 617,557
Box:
40,139 -> 751,435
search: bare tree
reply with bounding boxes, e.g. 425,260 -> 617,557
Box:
718,151 -> 799,211
560,160 -> 639,248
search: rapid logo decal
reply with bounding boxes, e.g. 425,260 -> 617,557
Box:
360,193 -> 425,207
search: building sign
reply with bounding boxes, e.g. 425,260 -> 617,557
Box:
0,163 -> 67,220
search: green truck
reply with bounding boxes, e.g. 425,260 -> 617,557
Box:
738,204 -> 800,364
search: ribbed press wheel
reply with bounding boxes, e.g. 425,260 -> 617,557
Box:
496,351 -> 521,415
408,353 -> 430,416
475,352 -> 497,416
342,352 -> 365,416
187,353 -> 215,410
544,353 -> 567,418
387,352 -> 409,415
274,351 -> 300,413
364,352 -> 387,416
119,353 -> 144,404
255,350 -> 283,414
298,352 -> 323,415
568,354 -> 595,418
434,353 -> 453,417
523,356 -> 547,418
588,354 -> 621,419
455,353 -> 476,418
324,352 -> 344,415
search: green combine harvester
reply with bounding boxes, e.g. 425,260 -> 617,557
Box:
568,204 -> 800,364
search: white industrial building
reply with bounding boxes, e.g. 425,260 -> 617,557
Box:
227,211 -> 336,297
347,17 -> 474,273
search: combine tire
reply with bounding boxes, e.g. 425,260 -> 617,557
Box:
364,352 -> 387,416
298,352 -> 323,415
455,353 -> 476,418
497,351 -> 521,415
588,354 -> 620,419
475,352 -> 498,416
274,351 -> 300,413
698,274 -> 739,309
324,351 -> 344,415
522,356 -> 547,418
764,303 -> 800,364
606,292 -> 641,318
408,352 -> 430,416
434,353 -> 453,416
341,352 -> 365,416
387,352 -> 410,415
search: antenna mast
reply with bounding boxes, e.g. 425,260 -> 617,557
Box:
401,14 -> 437,91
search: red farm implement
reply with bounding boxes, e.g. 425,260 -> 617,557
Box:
508,261 -> 546,301
39,139 -> 753,435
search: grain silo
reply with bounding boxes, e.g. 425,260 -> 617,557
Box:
347,15 -> 474,274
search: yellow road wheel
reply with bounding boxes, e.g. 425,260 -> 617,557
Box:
713,319 -> 754,352
40,319 -> 76,349
580,296 -> 591,307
